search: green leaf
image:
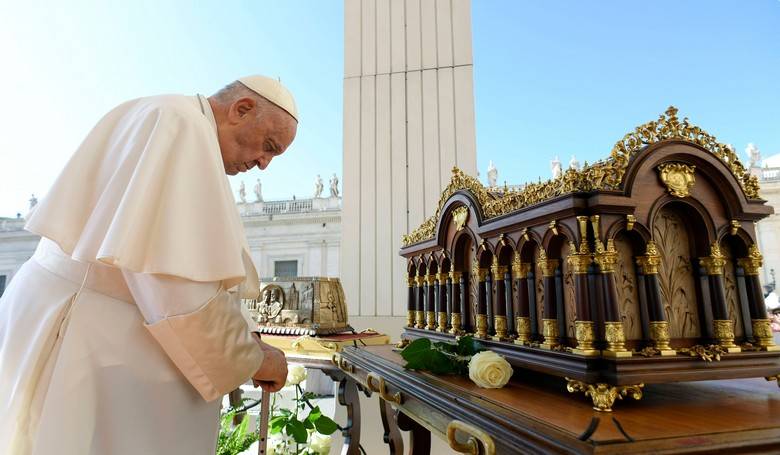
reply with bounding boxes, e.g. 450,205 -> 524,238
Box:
278,408 -> 292,417
313,414 -> 339,435
433,341 -> 457,353
427,350 -> 458,375
303,419 -> 314,430
286,419 -> 309,444
307,406 -> 322,422
456,336 -> 484,356
270,416 -> 287,433
400,337 -> 431,361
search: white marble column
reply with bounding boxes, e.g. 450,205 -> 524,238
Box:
342,0 -> 477,328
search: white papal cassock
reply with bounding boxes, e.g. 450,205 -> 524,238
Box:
0,94 -> 265,454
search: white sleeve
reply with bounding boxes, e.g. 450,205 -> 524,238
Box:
121,271 -> 264,402
121,271 -> 222,324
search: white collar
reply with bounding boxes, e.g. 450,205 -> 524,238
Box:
196,94 -> 218,135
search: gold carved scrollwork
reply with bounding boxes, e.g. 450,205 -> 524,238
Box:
700,243 -> 727,276
540,318 -> 559,350
751,319 -> 779,351
713,319 -> 740,352
603,321 -> 630,357
475,314 -> 489,339
514,317 -> 531,345
573,321 -> 598,356
657,162 -> 696,198
567,251 -> 592,275
730,220 -> 741,236
636,241 -> 662,275
594,239 -> 618,274
402,107 -> 760,246
452,206 -> 469,232
737,244 -> 763,276
449,313 -> 463,335
566,378 -> 644,412
649,321 -> 674,354
537,249 -> 559,277
447,420 -> 496,455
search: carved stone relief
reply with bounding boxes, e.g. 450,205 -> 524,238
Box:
613,233 -> 642,340
654,208 -> 701,338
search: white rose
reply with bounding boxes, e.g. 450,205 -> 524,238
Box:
307,432 -> 332,455
285,365 -> 307,386
468,350 -> 513,389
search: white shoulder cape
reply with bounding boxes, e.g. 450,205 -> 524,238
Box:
25,94 -> 257,295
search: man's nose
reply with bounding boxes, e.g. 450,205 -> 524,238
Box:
258,156 -> 272,170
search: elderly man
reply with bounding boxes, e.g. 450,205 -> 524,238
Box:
0,76 -> 296,454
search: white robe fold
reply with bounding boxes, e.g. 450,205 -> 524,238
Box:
0,94 -> 263,455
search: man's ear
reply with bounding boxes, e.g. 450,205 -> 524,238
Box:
230,97 -> 256,122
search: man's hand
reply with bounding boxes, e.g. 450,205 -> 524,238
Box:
251,337 -> 288,392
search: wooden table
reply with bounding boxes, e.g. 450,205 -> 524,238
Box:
334,344 -> 780,454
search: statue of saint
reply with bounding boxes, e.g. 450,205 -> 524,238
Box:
238,181 -> 247,204
569,155 -> 580,171
314,174 -> 324,198
487,161 -> 498,188
258,287 -> 284,322
746,143 -> 761,168
551,156 -> 562,179
329,173 -> 340,198
254,178 -> 263,202
29,194 -> 38,210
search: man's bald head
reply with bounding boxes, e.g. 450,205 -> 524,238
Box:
208,81 -> 298,175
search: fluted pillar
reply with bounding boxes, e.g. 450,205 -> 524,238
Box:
415,274 -> 425,329
491,258 -> 509,340
512,254 -> 532,345
474,260 -> 489,339
700,244 -> 740,353
739,245 -> 779,351
592,215 -> 631,358
406,275 -> 416,327
538,249 -> 560,350
636,241 -> 675,355
449,271 -> 463,334
436,273 -> 448,332
568,240 -> 597,356
425,274 -> 436,330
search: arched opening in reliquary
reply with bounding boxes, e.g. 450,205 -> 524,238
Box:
452,233 -> 474,333
652,201 -> 709,343
475,246 -> 495,336
720,235 -> 752,342
612,230 -> 647,348
547,233 -> 573,348
518,239 -> 541,340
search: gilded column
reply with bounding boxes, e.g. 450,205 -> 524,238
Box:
592,215 -> 631,358
436,272 -> 448,332
513,253 -> 532,345
449,271 -> 463,334
415,274 -> 425,329
425,274 -> 436,330
568,238 -> 597,356
474,260 -> 489,339
538,249 -> 560,350
406,275 -> 416,327
491,258 -> 509,340
739,245 -> 779,351
700,244 -> 740,353
636,241 -> 675,355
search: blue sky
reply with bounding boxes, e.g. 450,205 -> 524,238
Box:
1,1 -> 778,217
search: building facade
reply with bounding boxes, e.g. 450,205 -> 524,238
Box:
0,195 -> 341,296
755,165 -> 780,292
